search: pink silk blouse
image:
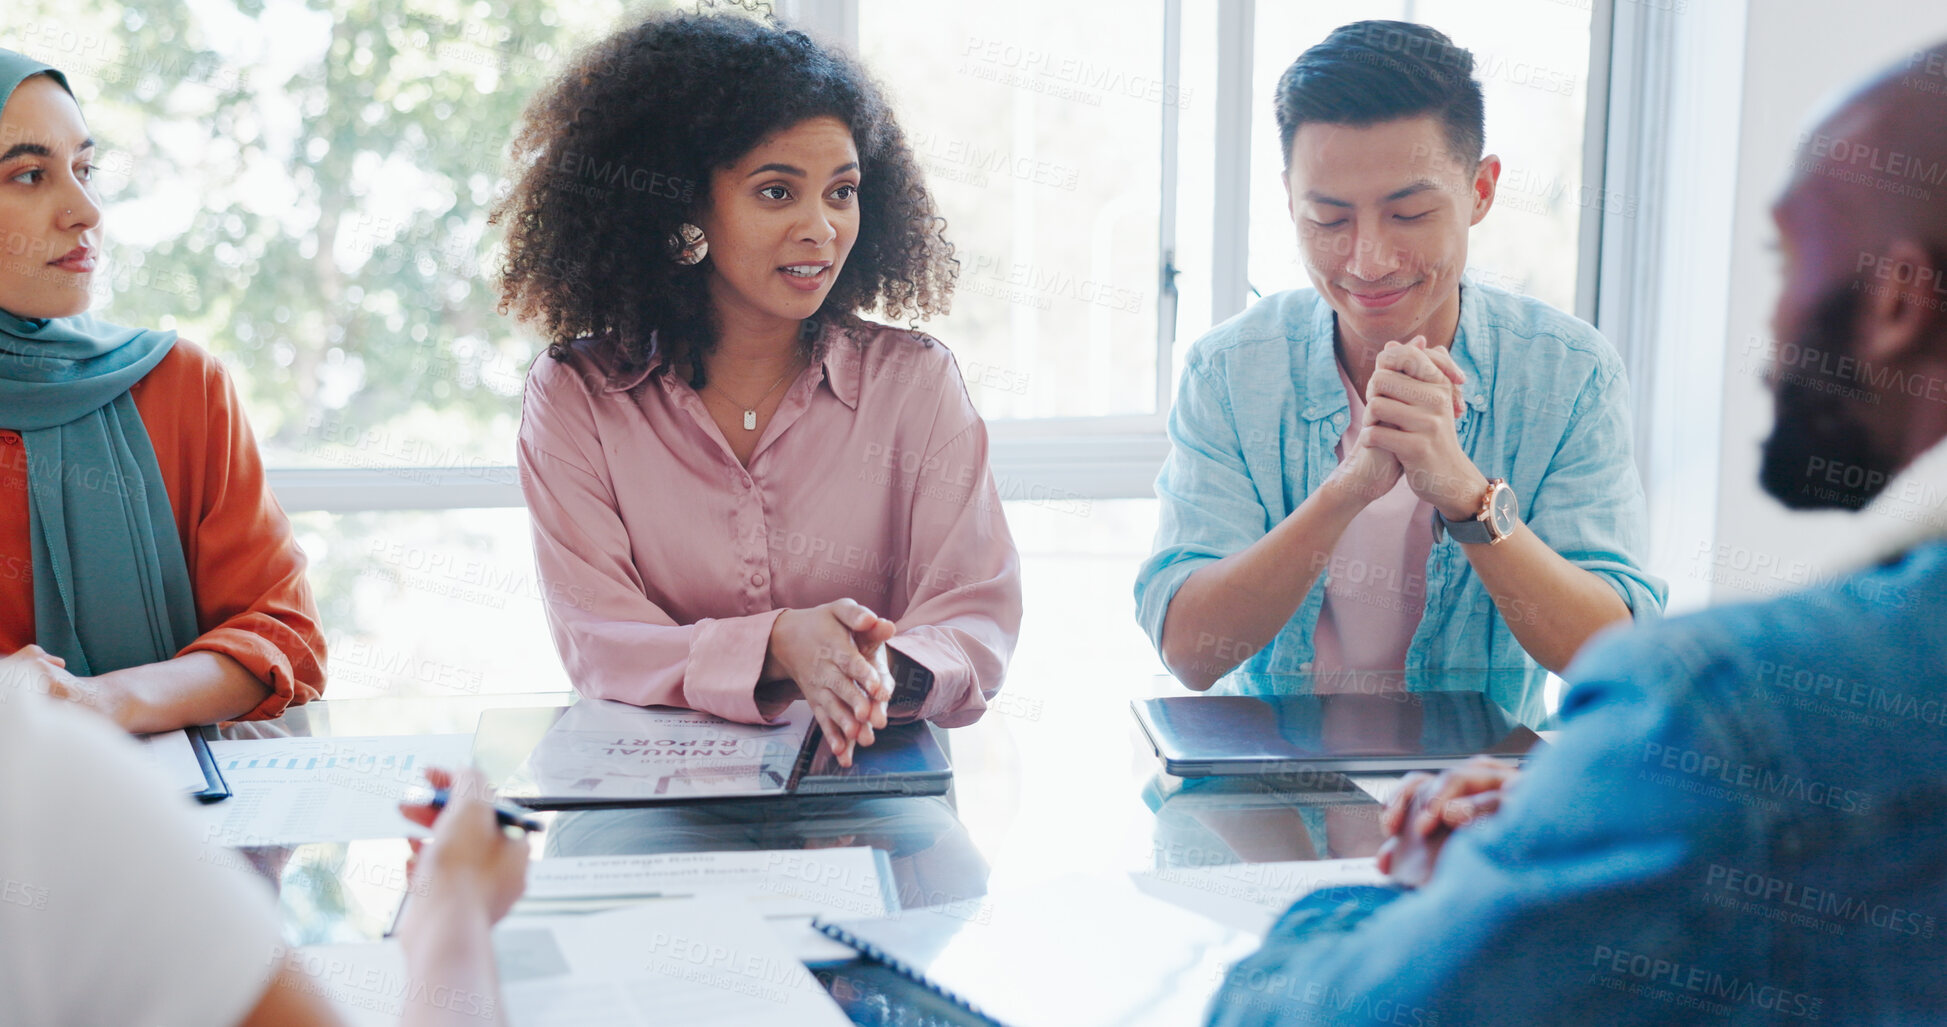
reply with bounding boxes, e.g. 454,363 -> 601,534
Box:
516,321 -> 1022,727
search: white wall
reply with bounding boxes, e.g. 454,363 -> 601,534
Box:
1699,0 -> 1947,605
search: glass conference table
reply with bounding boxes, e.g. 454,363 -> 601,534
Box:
212,670 -> 1544,1025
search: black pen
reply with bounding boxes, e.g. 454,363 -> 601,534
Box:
422,788 -> 545,833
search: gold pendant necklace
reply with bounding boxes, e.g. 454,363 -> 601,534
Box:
708,361 -> 801,431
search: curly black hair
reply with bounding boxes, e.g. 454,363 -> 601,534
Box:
490,10 -> 956,388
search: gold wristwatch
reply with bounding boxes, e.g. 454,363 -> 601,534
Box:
1436,477 -> 1519,545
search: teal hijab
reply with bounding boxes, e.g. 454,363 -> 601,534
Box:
0,49 -> 197,676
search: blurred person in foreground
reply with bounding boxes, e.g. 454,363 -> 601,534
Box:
0,648 -> 526,1026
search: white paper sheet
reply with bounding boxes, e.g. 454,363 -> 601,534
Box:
137,729 -> 212,794
191,734 -> 473,847
1346,772 -> 1409,807
520,847 -> 895,918
1133,857 -> 1389,935
515,847 -> 895,965
301,897 -> 851,1027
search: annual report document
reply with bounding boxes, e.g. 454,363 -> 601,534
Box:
477,700 -> 822,807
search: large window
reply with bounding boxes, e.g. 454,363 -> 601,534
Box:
11,3 -> 633,476
858,0 -> 1166,421
21,0 -> 1609,482
852,0 -> 1605,434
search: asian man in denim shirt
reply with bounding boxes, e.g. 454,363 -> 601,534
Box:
1206,41 -> 1947,1027
1135,22 -> 1665,718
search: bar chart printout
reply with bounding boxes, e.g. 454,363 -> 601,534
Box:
194,735 -> 475,847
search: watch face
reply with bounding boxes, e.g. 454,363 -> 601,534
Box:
1490,485 -> 1520,533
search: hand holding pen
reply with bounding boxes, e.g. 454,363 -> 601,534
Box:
397,767 -> 532,926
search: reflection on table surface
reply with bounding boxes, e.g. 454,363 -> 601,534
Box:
545,796 -> 990,918
204,675 -> 1539,1015
1145,771 -> 1386,866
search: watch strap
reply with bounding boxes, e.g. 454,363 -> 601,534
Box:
1438,509 -> 1496,544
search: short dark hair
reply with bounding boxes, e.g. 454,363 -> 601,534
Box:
1273,20 -> 1485,171
491,11 -> 955,387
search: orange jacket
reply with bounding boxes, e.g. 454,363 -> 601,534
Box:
0,340 -> 325,719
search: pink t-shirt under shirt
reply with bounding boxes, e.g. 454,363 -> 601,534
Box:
516,322 -> 1022,727
1311,361 -> 1437,675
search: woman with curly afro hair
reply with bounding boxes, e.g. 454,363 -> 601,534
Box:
497,11 -> 1021,765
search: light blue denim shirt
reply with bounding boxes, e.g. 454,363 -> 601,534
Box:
1135,279 -> 1666,721
1206,539 -> 1947,1026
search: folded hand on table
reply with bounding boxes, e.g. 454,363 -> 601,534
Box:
761,598 -> 896,767
1375,755 -> 1523,888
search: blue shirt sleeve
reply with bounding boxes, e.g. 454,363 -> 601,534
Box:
1135,355 -> 1274,655
1205,633 -> 1780,1027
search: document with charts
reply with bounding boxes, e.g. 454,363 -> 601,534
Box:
477,700 -> 823,808
191,733 -> 473,847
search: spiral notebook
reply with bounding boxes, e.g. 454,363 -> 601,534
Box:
812,873 -> 1260,1027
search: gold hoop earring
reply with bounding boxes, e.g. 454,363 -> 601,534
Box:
669,223 -> 708,266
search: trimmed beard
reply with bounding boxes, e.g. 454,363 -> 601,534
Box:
1759,283 -> 1901,510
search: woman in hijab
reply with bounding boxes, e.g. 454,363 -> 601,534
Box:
0,49 -> 325,733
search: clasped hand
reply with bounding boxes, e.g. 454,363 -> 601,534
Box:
1334,336 -> 1486,519
762,598 -> 896,767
